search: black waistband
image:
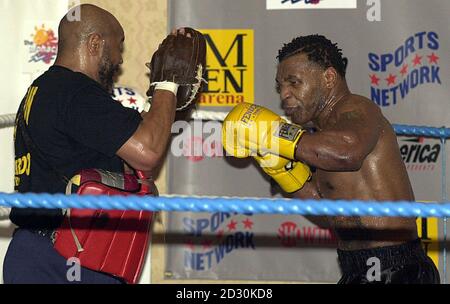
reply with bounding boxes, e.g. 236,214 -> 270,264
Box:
337,239 -> 427,273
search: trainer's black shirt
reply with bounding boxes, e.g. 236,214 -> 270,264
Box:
12,65 -> 142,228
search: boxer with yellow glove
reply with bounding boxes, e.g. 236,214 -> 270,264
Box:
253,153 -> 311,193
221,102 -> 304,160
222,102 -> 310,192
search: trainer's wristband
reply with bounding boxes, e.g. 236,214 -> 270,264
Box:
151,81 -> 179,96
143,99 -> 151,112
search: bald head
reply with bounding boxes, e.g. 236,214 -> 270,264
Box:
57,4 -> 123,55
55,4 -> 125,93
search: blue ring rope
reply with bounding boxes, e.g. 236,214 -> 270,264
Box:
1,193 -> 450,218
393,124 -> 450,139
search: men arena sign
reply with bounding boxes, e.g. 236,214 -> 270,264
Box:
199,29 -> 254,107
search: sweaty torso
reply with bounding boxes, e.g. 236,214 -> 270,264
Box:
314,96 -> 418,250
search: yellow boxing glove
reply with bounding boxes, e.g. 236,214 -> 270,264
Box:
222,102 -> 304,160
254,153 -> 311,193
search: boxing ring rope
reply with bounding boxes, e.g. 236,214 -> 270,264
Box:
1,193 -> 450,217
0,111 -> 449,282
0,114 -> 15,129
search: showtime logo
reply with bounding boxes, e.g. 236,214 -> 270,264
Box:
399,137 -> 440,171
266,0 -> 357,9
277,221 -> 336,247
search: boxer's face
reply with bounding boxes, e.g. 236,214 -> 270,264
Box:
276,53 -> 327,125
98,28 -> 124,93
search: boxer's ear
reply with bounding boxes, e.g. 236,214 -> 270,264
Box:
86,33 -> 104,56
323,67 -> 337,89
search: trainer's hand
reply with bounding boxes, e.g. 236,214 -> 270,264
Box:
146,27 -> 206,111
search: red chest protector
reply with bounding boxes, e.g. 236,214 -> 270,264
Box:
53,169 -> 156,284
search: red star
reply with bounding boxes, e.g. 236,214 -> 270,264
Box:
385,73 -> 397,86
202,239 -> 213,249
128,97 -> 137,104
427,52 -> 439,64
242,218 -> 254,229
369,74 -> 380,86
400,64 -> 408,76
184,239 -> 195,250
227,220 -> 238,231
412,54 -> 423,66
216,229 -> 224,239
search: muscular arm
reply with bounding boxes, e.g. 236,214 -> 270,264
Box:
296,102 -> 382,171
117,90 -> 176,171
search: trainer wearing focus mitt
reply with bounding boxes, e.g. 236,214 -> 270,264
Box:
146,27 -> 207,111
222,102 -> 311,192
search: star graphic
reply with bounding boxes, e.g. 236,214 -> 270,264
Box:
202,239 -> 213,250
369,74 -> 380,86
216,229 -> 224,239
400,64 -> 408,76
412,54 -> 423,66
227,220 -> 238,231
385,73 -> 397,86
427,52 -> 439,64
242,218 -> 254,229
184,239 -> 195,250
128,97 -> 137,104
